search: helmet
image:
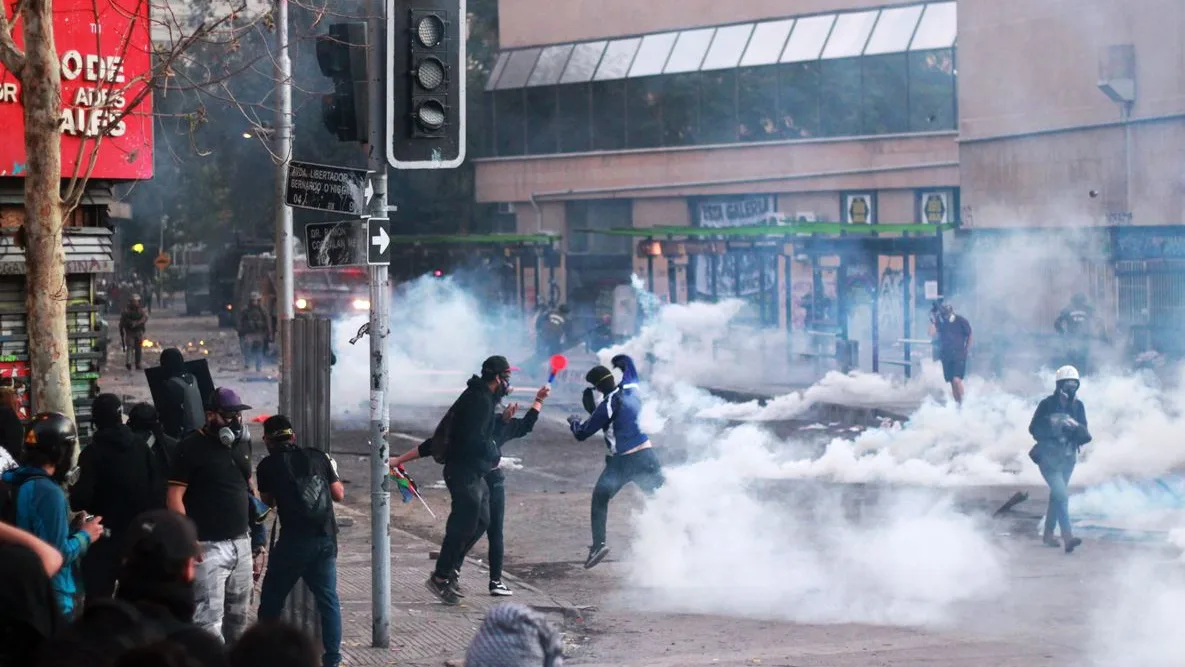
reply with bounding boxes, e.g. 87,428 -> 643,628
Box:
1054,365 -> 1080,384
24,412 -> 77,464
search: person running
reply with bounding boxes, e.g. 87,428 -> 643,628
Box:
390,384 -> 550,597
567,355 -> 663,569
1028,365 -> 1091,554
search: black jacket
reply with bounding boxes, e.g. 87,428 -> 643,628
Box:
420,407 -> 539,466
445,376 -> 501,473
71,425 -> 159,537
1029,393 -> 1091,461
0,405 -> 23,462
130,425 -> 179,508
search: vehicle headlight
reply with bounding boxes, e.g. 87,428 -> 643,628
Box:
352,298 -> 370,310
295,298 -> 309,310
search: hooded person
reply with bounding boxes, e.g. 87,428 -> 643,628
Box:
567,355 -> 664,569
127,402 -> 179,508
464,602 -> 564,667
72,393 -> 159,599
159,348 -> 205,439
1028,365 -> 1092,554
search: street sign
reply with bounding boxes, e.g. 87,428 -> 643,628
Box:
367,218 -> 391,266
285,160 -> 371,214
154,253 -> 171,270
304,221 -> 365,268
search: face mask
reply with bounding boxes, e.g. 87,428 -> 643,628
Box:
1058,381 -> 1079,401
214,413 -> 244,447
494,376 -> 512,399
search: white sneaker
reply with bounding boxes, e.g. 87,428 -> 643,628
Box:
489,580 -> 513,596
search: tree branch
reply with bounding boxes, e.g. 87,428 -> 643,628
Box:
0,0 -> 27,75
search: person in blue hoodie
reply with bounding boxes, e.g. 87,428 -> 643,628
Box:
568,355 -> 664,569
2,412 -> 106,618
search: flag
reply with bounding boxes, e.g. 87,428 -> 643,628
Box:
389,466 -> 418,503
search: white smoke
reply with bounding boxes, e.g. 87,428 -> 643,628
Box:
1087,561 -> 1185,667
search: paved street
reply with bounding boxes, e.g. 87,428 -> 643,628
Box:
101,311 -> 1185,667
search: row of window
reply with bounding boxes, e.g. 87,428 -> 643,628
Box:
480,49 -> 956,158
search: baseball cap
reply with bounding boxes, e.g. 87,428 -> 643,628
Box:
207,387 -> 252,412
123,509 -> 201,564
481,356 -> 511,377
263,415 -> 295,441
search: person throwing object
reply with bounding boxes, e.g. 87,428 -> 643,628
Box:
567,354 -> 663,570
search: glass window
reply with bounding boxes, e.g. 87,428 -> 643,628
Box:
908,49 -> 956,131
556,84 -> 592,153
778,61 -> 820,138
493,89 -> 526,156
821,10 -> 878,59
819,58 -> 861,136
740,19 -> 794,67
698,70 -> 737,144
861,54 -> 908,134
626,77 -> 663,148
781,14 -> 834,62
527,45 -> 574,87
560,41 -> 607,84
629,32 -> 678,78
495,48 -> 541,90
664,28 -> 714,74
863,5 -> 924,55
567,200 -> 632,255
661,73 -> 699,146
910,2 -> 957,51
590,80 -> 627,150
485,52 -> 509,91
738,66 -> 780,142
525,87 -> 558,154
701,23 -> 754,71
594,38 -> 641,81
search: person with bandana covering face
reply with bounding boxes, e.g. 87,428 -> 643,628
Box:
1028,366 -> 1092,554
166,388 -> 255,643
425,355 -> 515,605
2,412 -> 105,619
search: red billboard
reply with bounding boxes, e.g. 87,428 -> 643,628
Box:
0,0 -> 153,180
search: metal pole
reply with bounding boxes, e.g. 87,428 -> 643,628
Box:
365,0 -> 391,648
274,0 -> 295,415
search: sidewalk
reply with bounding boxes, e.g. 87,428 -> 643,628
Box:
328,501 -> 577,667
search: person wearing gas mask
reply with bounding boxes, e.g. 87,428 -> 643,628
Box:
71,394 -> 158,599
1,412 -> 106,619
928,301 -> 972,404
568,355 -> 663,570
424,356 -> 515,605
1028,365 -> 1091,554
166,387 -> 256,643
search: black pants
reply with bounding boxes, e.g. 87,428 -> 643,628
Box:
591,448 -> 664,547
434,466 -> 489,580
459,468 -> 506,581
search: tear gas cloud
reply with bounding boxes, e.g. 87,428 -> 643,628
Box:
1087,562 -> 1185,667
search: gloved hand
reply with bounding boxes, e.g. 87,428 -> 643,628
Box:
567,415 -> 583,429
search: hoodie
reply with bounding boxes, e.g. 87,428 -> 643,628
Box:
570,355 -> 649,455
72,425 -> 158,539
444,376 -> 501,474
159,349 -> 205,438
2,466 -> 91,617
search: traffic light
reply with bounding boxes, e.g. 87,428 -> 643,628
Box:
316,23 -> 369,142
389,0 -> 466,169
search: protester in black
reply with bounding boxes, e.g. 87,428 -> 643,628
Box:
0,522 -> 61,666
255,415 -> 344,667
159,348 -> 205,439
929,302 -> 973,404
229,620 -> 319,667
425,355 -> 512,605
127,402 -> 179,508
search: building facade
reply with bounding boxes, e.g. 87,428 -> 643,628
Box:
476,0 -> 1185,354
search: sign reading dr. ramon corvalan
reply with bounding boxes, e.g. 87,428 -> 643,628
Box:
0,0 -> 153,179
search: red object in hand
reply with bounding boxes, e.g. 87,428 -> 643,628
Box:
548,354 -> 568,383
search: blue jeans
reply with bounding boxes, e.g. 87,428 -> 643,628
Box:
258,535 -> 341,667
1039,457 -> 1076,539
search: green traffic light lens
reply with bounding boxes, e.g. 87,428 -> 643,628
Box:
416,15 -> 443,48
416,58 -> 445,90
415,100 -> 446,130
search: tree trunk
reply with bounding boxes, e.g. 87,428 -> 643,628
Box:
21,0 -> 73,422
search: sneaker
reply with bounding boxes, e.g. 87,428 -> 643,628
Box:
489,580 -> 513,596
584,543 -> 610,570
1064,537 -> 1082,554
1042,536 -> 1061,548
425,575 -> 461,605
450,569 -> 466,597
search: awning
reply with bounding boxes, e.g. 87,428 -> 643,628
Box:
486,1 -> 956,91
0,227 -> 115,275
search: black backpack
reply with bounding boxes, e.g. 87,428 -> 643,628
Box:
282,449 -> 331,524
429,399 -> 461,465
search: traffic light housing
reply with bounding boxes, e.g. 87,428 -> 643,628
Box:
316,22 -> 369,143
388,0 -> 466,169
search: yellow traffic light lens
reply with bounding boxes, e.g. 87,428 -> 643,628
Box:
416,57 -> 445,90
131,243 -> 145,253
415,101 -> 446,130
416,15 -> 443,48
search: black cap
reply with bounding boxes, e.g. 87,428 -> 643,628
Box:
123,509 -> 201,564
264,415 -> 295,442
126,402 -> 159,430
481,355 -> 511,378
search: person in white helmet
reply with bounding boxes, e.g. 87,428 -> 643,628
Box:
1027,365 -> 1092,553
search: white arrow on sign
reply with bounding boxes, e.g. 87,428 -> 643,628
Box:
371,225 -> 390,255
